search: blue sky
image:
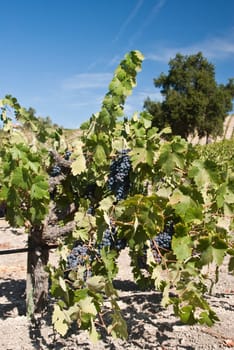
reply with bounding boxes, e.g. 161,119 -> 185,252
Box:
0,0 -> 234,129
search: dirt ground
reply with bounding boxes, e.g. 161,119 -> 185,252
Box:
0,218 -> 234,350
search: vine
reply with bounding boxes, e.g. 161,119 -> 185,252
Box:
0,50 -> 233,341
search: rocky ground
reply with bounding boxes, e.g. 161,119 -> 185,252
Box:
0,218 -> 234,350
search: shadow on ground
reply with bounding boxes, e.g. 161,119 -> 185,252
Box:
0,277 -> 195,350
0,278 -> 26,317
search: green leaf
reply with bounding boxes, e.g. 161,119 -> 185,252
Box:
158,140 -> 185,174
73,209 -> 95,240
212,248 -> 226,266
101,249 -> 118,279
94,144 -> 106,166
189,160 -> 218,188
199,310 -> 219,326
179,305 -> 195,324
172,235 -> 193,261
30,180 -> 49,200
228,256 -> 234,274
211,236 -> 228,266
169,189 -> 202,223
130,147 -> 147,168
108,311 -> 128,339
99,196 -> 114,212
201,246 -> 213,265
156,186 -> 172,199
161,283 -> 171,307
11,168 -> 28,189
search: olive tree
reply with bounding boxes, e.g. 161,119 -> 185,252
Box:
144,52 -> 234,142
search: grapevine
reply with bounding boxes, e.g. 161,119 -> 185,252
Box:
0,50 -> 233,342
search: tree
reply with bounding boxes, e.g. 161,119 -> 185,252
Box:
144,52 -> 234,141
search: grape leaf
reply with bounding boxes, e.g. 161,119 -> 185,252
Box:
86,275 -> 105,292
79,296 -> 97,316
59,276 -> 67,292
172,235 -> 192,261
71,154 -> 86,175
52,305 -> 69,336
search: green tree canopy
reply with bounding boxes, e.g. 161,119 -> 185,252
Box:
144,52 -> 234,141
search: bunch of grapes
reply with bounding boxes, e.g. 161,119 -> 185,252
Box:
137,221 -> 174,267
98,224 -> 126,252
50,164 -> 62,177
67,243 -> 90,269
108,149 -> 131,201
150,220 -> 174,263
66,242 -> 93,281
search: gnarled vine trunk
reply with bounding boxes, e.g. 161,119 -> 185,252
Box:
26,226 -> 49,316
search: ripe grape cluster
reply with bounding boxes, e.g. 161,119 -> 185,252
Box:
66,242 -> 93,281
97,224 -> 126,252
138,221 -> 174,267
108,149 -> 131,201
151,220 -> 174,263
67,243 -> 89,269
66,223 -> 126,283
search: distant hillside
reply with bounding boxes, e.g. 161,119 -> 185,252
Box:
189,114 -> 234,145
223,114 -> 234,139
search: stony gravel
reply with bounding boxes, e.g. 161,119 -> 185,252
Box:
0,219 -> 234,350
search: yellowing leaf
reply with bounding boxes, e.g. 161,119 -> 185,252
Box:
59,276 -> 67,292
71,154 -> 86,175
79,296 -> 97,316
90,318 -> 99,343
52,305 -> 69,336
86,275 -> 105,292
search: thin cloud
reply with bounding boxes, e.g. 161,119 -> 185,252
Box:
108,54 -> 122,67
129,0 -> 167,45
114,0 -> 144,42
147,34 -> 234,62
62,73 -> 113,90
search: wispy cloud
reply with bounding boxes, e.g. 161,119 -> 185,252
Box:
146,33 -> 234,62
114,0 -> 144,42
129,0 -> 167,45
62,73 -> 113,90
107,54 -> 123,67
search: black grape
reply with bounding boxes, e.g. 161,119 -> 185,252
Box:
64,150 -> 72,160
108,149 -> 131,201
50,164 -> 62,177
154,231 -> 172,250
137,221 -> 174,268
66,242 -> 94,282
150,220 -> 174,263
98,224 -> 126,252
67,243 -> 89,269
